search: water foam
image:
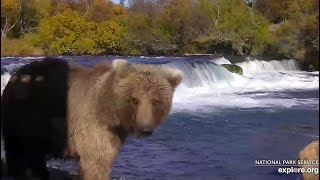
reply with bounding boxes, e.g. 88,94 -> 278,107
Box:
2,63 -> 25,74
1,72 -> 11,96
164,61 -> 237,88
164,58 -> 318,111
210,57 -> 232,65
1,57 -> 318,110
236,58 -> 300,74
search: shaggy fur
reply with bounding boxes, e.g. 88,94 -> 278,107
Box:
1,57 -> 183,180
2,58 -> 69,179
297,140 -> 319,180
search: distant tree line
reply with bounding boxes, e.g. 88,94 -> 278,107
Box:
1,0 -> 319,69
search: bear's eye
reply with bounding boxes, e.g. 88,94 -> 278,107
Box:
131,97 -> 139,105
152,99 -> 161,105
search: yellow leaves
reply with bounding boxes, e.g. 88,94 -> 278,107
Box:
1,0 -> 20,11
96,20 -> 126,54
20,0 -> 52,18
1,0 -> 317,60
1,35 -> 44,56
1,0 -> 21,38
1,0 -> 20,21
111,4 -> 127,16
37,9 -> 97,55
1,0 -> 21,22
88,0 -> 127,22
300,14 -> 319,34
36,7 -> 127,55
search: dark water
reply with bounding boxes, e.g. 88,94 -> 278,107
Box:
113,103 -> 319,180
1,56 -> 319,180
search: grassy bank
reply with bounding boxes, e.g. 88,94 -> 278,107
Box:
1,36 -> 45,56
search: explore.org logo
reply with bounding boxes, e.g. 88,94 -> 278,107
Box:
253,159 -> 319,175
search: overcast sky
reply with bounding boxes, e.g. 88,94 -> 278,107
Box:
112,0 -> 120,3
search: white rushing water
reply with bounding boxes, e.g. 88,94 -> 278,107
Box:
166,58 -> 318,111
1,72 -> 11,96
236,58 -> 300,73
1,57 -> 319,110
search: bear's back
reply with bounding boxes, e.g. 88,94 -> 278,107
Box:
2,57 -> 69,114
1,57 -> 71,153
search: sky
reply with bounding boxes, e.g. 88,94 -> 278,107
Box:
112,0 -> 120,3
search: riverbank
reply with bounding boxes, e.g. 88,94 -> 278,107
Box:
1,38 -> 45,57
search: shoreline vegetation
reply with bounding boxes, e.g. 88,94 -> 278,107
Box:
1,0 -> 319,70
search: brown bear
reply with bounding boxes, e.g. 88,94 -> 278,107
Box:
1,57 -> 183,180
297,140 -> 319,180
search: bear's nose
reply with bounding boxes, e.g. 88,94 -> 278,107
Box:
140,127 -> 154,136
142,127 -> 153,133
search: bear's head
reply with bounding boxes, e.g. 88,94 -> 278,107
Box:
112,59 -> 183,137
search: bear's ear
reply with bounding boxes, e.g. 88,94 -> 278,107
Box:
163,68 -> 183,89
112,59 -> 132,78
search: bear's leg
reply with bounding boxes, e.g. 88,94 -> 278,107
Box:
79,157 -> 112,180
75,134 -> 115,180
3,136 -> 28,179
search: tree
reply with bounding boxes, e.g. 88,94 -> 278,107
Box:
265,0 -> 319,68
95,20 -> 126,54
195,0 -> 271,55
37,9 -> 98,55
160,0 -> 210,52
33,0 -> 54,17
86,0 -> 127,22
17,0 -> 41,35
253,0 -> 290,23
88,0 -> 113,22
285,0 -> 318,19
1,0 -> 21,39
51,0 -> 93,13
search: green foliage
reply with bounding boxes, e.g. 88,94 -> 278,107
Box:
285,0 -> 318,19
36,7 -> 128,55
37,9 -> 98,55
215,0 -> 271,55
253,0 -> 291,23
121,13 -> 154,55
121,12 -> 177,55
312,37 -> 319,51
195,0 -> 271,56
95,20 -> 126,54
33,0 -> 53,17
1,33 -> 44,56
15,0 -> 42,36
1,0 -> 21,39
269,21 -> 300,58
0,0 -> 318,70
263,0 -> 319,67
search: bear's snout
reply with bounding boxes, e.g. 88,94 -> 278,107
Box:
142,126 -> 154,134
139,129 -> 154,137
136,125 -> 154,137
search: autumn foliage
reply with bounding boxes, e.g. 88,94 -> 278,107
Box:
1,0 -> 319,69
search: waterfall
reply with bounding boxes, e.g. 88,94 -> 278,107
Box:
1,56 -> 316,99
163,61 -> 236,88
236,59 -> 300,74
